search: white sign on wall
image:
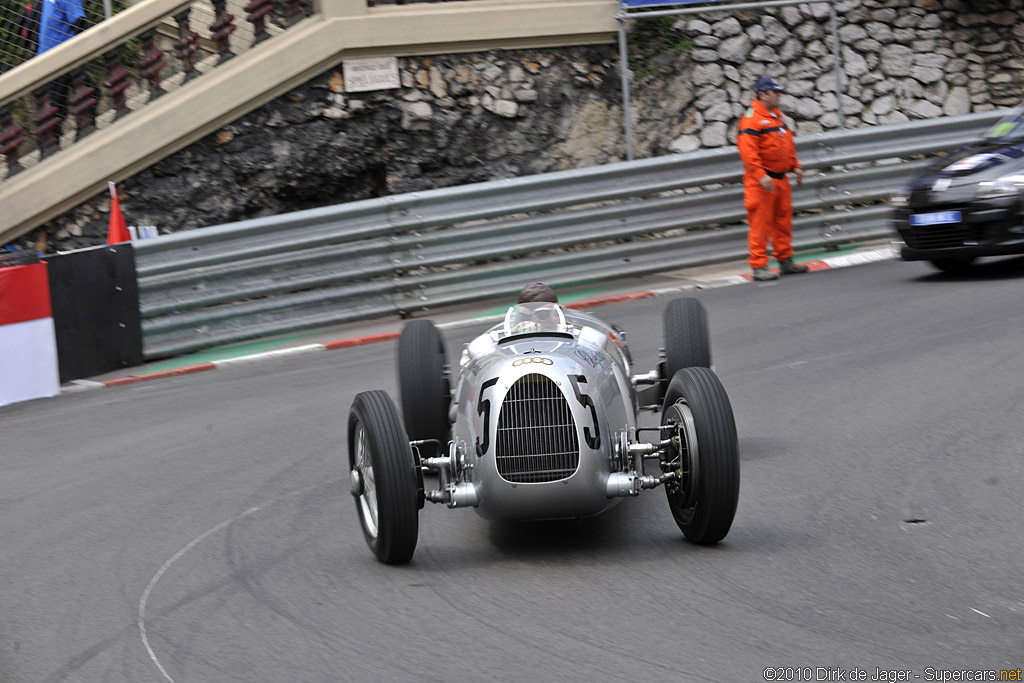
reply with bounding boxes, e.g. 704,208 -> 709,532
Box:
343,57 -> 401,93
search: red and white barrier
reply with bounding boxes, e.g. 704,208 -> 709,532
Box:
0,262 -> 59,406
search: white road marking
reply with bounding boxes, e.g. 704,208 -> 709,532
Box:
698,275 -> 750,289
62,380 -> 106,393
212,344 -> 327,368
138,507 -> 261,683
72,244 -> 899,393
820,247 -> 897,269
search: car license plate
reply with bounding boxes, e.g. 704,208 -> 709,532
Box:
910,211 -> 961,226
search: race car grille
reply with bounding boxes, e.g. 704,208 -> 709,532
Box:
495,373 -> 580,483
903,224 -> 970,250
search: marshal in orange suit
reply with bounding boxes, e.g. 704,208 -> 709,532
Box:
737,76 -> 810,281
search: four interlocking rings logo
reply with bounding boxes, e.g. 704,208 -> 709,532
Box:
512,357 -> 553,366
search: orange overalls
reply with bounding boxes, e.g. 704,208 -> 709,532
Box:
737,99 -> 801,270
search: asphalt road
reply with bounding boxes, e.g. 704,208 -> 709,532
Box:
3,256 -> 1024,682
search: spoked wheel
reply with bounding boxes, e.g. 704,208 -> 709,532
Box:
661,368 -> 739,545
348,390 -> 419,564
929,257 -> 976,274
397,319 -> 452,458
663,297 -> 711,380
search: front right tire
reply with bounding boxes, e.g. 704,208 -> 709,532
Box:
348,390 -> 419,564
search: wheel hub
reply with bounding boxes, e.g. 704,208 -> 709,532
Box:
353,422 -> 379,539
665,401 -> 699,511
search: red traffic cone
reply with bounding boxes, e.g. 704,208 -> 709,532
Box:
106,181 -> 131,245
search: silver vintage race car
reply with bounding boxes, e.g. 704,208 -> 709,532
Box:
347,297 -> 740,564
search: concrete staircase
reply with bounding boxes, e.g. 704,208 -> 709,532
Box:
0,0 -> 616,246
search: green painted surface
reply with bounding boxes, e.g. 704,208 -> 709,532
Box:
141,241 -> 871,371
142,332 -> 314,372
474,244 -> 863,318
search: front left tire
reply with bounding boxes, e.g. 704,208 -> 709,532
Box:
661,367 -> 739,545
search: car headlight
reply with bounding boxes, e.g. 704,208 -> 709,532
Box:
889,189 -> 910,208
976,174 -> 1024,199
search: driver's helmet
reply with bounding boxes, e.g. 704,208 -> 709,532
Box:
502,301 -> 567,336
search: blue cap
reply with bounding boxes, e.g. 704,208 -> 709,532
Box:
755,76 -> 785,93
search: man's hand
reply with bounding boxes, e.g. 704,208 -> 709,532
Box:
758,175 -> 774,192
793,167 -> 804,187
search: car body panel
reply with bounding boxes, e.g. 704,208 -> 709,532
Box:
450,306 -> 637,521
893,104 -> 1024,262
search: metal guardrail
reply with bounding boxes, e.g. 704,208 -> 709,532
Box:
134,109 -> 1006,359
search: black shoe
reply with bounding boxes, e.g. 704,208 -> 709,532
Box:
752,267 -> 780,281
779,258 -> 809,275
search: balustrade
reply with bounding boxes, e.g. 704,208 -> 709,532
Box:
283,0 -> 309,27
70,69 -> 100,140
0,104 -> 26,176
0,0 -> 311,180
211,0 -> 238,64
174,10 -> 202,81
104,47 -> 134,119
245,0 -> 274,45
32,86 -> 62,159
139,28 -> 168,100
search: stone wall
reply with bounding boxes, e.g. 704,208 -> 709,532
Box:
16,0 -> 1024,253
662,0 -> 1024,154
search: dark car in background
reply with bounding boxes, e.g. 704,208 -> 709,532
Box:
892,104 -> 1024,273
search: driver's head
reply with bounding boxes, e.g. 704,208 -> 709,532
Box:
517,283 -> 558,304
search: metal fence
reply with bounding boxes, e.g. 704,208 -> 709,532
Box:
134,109 -> 1005,359
0,0 -> 126,75
0,0 -> 305,181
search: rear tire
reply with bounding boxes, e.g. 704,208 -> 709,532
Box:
661,368 -> 739,545
929,257 -> 975,274
397,319 -> 451,457
348,390 -> 419,564
663,297 -> 711,381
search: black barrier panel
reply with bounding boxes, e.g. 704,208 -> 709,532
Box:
44,245 -> 143,383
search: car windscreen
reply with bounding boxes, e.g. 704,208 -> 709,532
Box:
500,302 -> 570,339
984,106 -> 1024,143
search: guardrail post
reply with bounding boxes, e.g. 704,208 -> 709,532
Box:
245,0 -> 274,44
32,85 -> 62,159
103,47 -> 133,120
0,103 -> 25,176
139,28 -> 168,100
210,0 -> 237,64
174,9 -> 201,81
70,68 -> 100,140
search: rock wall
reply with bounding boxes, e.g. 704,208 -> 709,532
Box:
663,0 -> 1024,153
17,0 -> 1024,253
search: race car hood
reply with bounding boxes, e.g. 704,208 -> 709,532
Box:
908,141 -> 1024,205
